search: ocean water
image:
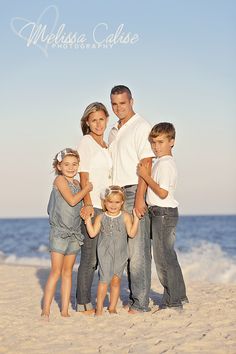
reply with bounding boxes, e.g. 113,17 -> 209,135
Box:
0,215 -> 235,284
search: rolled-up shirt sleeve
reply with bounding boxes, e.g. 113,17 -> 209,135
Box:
158,162 -> 172,191
77,137 -> 93,173
135,122 -> 154,160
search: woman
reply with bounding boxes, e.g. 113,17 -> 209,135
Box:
76,102 -> 112,314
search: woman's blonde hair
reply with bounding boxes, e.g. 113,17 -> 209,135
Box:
52,148 -> 80,175
80,102 -> 109,135
101,185 -> 126,211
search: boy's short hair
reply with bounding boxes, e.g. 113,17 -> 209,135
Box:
110,85 -> 132,100
149,122 -> 176,141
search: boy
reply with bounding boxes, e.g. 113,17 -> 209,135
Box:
137,122 -> 188,310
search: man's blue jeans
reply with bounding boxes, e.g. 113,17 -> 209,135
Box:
76,208 -> 102,311
149,206 -> 187,307
124,185 -> 151,312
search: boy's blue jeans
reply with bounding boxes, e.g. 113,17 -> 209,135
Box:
124,185 -> 151,312
149,206 -> 187,307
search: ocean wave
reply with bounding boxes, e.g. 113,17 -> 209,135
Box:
1,241 -> 236,284
0,253 -> 51,267
37,244 -> 49,253
176,241 -> 236,284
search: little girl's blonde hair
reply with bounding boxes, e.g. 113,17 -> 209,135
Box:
101,185 -> 126,211
52,148 -> 80,175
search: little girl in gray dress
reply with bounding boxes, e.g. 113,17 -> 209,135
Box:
41,148 -> 93,320
85,186 -> 139,316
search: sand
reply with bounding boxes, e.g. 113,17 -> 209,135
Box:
0,263 -> 236,354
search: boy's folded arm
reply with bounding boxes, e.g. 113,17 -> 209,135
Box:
143,175 -> 168,199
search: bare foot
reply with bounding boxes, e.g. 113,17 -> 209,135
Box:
78,309 -> 95,315
108,309 -> 118,314
95,309 -> 103,316
61,312 -> 71,317
41,313 -> 49,321
123,304 -> 130,311
128,308 -> 140,314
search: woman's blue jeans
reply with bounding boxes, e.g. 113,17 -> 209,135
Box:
149,206 -> 187,307
76,208 -> 102,311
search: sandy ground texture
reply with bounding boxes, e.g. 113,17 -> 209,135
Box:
0,264 -> 236,354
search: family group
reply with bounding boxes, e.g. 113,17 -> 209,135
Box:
41,85 -> 188,320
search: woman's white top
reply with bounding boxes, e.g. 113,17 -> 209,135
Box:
78,135 -> 112,208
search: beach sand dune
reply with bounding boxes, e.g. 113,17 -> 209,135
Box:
0,264 -> 235,354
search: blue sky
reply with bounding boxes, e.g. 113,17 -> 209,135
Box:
1,0 -> 235,217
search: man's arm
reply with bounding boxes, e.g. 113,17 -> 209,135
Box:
134,157 -> 152,218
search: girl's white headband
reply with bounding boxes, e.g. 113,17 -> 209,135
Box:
100,187 -> 124,200
56,149 -> 77,162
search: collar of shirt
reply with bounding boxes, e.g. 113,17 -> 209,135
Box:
109,114 -> 139,144
115,113 -> 138,130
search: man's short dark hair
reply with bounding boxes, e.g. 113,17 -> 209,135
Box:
110,85 -> 132,100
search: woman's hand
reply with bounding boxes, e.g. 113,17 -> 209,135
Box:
132,208 -> 139,221
80,205 -> 94,220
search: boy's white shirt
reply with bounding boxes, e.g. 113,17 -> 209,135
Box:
146,155 -> 179,208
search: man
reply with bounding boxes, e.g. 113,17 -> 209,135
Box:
108,85 -> 153,313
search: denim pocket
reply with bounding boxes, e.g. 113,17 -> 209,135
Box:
149,206 -> 178,218
164,216 -> 178,228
